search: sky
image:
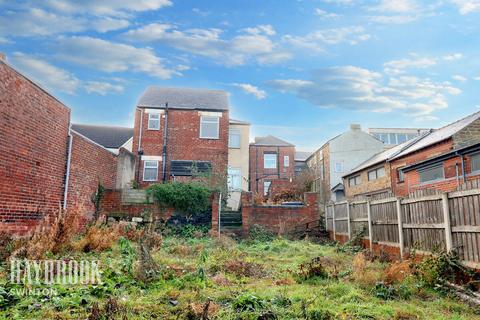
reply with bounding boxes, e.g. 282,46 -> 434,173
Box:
1,0 -> 480,151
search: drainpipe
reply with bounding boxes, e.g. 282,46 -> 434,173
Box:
63,127 -> 73,209
277,146 -> 280,179
455,162 -> 460,187
461,154 -> 466,183
136,108 -> 144,184
162,102 -> 169,182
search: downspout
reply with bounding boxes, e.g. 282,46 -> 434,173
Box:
136,108 -> 144,184
255,148 -> 258,193
63,127 -> 73,210
461,154 -> 467,183
162,102 -> 169,182
277,146 -> 280,178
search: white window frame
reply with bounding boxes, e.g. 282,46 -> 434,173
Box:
228,128 -> 241,148
334,162 -> 344,173
284,155 -> 289,167
200,116 -> 220,139
264,153 -> 277,169
147,113 -> 160,130
143,160 -> 159,181
263,181 -> 271,195
228,167 -> 242,190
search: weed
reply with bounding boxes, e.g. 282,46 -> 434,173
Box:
307,308 -> 334,320
232,293 -> 266,311
72,225 -> 120,253
294,257 -> 329,282
248,225 -> 274,242
224,260 -> 266,278
0,232 -> 14,262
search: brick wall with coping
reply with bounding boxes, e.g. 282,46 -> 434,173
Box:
0,61 -> 70,235
241,191 -> 319,234
132,108 -> 229,187
67,131 -> 118,225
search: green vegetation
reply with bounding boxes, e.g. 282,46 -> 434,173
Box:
148,182 -> 212,215
0,227 -> 479,319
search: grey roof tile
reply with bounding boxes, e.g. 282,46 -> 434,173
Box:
71,124 -> 133,149
137,86 -> 229,111
251,135 -> 295,147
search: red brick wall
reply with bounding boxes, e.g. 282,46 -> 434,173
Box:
249,145 -> 295,195
0,61 -> 70,235
241,191 -> 319,234
67,131 -> 117,223
391,139 -> 453,196
132,108 -> 229,187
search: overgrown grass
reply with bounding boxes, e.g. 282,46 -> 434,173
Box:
0,231 -> 479,319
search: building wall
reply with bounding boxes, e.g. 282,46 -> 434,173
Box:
453,118 -> 480,149
67,131 -> 118,223
329,128 -> 385,192
132,107 -> 229,187
307,144 -> 330,204
0,61 -> 70,235
228,123 -> 250,191
344,162 -> 392,198
249,145 -> 295,196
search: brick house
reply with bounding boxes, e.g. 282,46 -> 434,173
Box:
132,87 -> 229,186
0,56 -> 125,234
227,119 -> 250,209
390,111 -> 480,196
306,124 -> 384,203
249,135 -> 295,196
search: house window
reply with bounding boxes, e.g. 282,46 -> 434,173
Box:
419,164 -> 444,183
143,160 -> 158,181
471,153 -> 480,172
228,168 -> 242,190
368,167 -> 385,181
170,160 -> 211,176
264,181 -> 271,195
264,153 -> 277,169
397,167 -> 405,182
148,113 -> 160,130
228,128 -> 241,148
334,162 -> 343,173
284,155 -> 290,167
397,134 -> 407,144
200,116 -> 219,139
348,175 -> 361,187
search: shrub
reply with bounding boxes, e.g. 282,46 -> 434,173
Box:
0,232 -> 14,262
294,257 -> 329,282
224,260 -> 266,278
232,293 -> 266,311
148,182 -> 212,216
248,224 -> 275,242
72,225 -> 121,253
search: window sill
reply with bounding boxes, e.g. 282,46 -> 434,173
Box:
200,137 -> 219,140
229,146 -> 241,149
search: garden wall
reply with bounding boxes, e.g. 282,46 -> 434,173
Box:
241,191 -> 319,234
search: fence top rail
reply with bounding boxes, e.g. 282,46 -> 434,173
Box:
370,197 -> 397,205
401,194 -> 442,204
448,188 -> 480,199
350,200 -> 368,205
334,201 -> 349,205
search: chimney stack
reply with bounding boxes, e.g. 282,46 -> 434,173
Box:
350,123 -> 361,131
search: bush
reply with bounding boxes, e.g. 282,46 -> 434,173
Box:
232,293 -> 266,311
148,182 -> 212,215
294,257 -> 329,282
248,224 -> 275,242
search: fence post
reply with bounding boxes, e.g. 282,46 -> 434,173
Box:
346,202 -> 351,240
324,205 -> 328,232
442,193 -> 453,252
367,200 -> 373,251
332,203 -> 336,241
396,198 -> 404,260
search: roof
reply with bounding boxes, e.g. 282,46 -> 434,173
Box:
331,183 -> 344,192
137,86 -> 229,111
343,133 -> 429,177
229,118 -> 250,125
71,124 -> 133,149
251,135 -> 295,147
391,111 -> 480,160
295,151 -> 313,161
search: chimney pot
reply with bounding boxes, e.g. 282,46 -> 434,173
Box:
350,124 -> 361,131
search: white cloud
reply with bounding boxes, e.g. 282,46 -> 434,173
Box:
443,53 -> 464,61
373,0 -> 418,13
91,18 -> 130,33
269,66 -> 460,117
450,0 -> 480,14
369,15 -> 416,24
384,56 -> 437,74
10,52 -> 80,94
474,76 -> 480,81
314,8 -> 340,18
43,0 -> 172,16
452,75 -> 467,82
56,36 -> 179,79
122,23 -> 290,66
84,81 -> 124,95
233,83 -> 267,99
283,26 -> 370,53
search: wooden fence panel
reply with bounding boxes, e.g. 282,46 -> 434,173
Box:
325,205 -> 334,231
334,203 -> 348,234
349,202 -> 368,236
371,200 -> 398,243
402,196 -> 445,253
449,191 -> 480,264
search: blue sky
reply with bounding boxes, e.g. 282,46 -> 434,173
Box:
1,0 -> 480,151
